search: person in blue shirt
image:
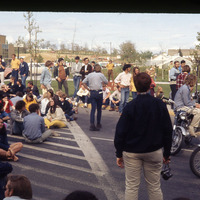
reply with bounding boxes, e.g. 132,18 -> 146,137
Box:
0,103 -> 10,122
178,60 -> 186,73
19,57 -> 29,86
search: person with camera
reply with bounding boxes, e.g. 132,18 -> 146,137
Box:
114,72 -> 172,200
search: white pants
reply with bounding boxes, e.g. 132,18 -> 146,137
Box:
0,72 -> 4,84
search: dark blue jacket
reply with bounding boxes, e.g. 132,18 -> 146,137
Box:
0,127 -> 9,151
19,61 -> 29,76
0,62 -> 6,72
114,93 -> 173,159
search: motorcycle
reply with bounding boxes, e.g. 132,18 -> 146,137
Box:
170,110 -> 194,155
190,144 -> 200,178
170,91 -> 200,155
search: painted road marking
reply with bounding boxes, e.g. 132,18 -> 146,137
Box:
91,136 -> 114,142
68,121 -> 124,200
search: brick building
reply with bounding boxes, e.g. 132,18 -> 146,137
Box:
0,35 -> 14,59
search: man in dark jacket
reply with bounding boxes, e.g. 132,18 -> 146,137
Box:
80,57 -> 92,81
114,72 -> 172,200
19,57 -> 29,86
54,58 -> 70,96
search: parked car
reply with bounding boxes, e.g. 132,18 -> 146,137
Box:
27,63 -> 45,75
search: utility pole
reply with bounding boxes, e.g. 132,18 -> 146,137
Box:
72,23 -> 76,54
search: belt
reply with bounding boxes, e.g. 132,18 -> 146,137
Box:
90,89 -> 102,92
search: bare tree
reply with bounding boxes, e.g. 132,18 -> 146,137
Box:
24,12 -> 36,80
72,23 -> 76,53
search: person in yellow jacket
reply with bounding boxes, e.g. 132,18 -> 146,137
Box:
23,93 -> 37,112
130,67 -> 140,99
106,60 -> 115,82
11,54 -> 20,83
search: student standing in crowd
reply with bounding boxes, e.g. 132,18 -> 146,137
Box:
114,72 -> 172,200
106,60 -> 115,82
82,64 -> 108,131
176,65 -> 190,89
80,57 -> 92,81
114,64 -> 132,115
130,67 -> 140,100
23,104 -> 52,143
19,57 -> 29,86
10,54 -> 20,83
0,55 -> 6,85
71,56 -> 82,99
40,60 -> 54,93
54,58 -> 70,96
178,60 -> 186,73
169,61 -> 180,101
146,69 -> 156,96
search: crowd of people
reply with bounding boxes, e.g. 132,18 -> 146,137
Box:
0,53 -> 196,199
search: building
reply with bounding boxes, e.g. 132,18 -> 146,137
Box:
168,49 -> 200,58
0,35 -> 14,60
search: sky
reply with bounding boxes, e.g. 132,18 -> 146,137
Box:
1,12 -> 200,54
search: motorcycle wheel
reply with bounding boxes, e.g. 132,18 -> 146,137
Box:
190,147 -> 200,178
171,127 -> 184,155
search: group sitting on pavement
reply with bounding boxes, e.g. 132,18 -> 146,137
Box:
0,54 -> 198,200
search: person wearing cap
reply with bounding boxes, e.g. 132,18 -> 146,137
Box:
54,58 -> 70,96
10,54 -> 20,83
0,55 -> 6,85
114,64 -> 132,114
19,57 -> 29,86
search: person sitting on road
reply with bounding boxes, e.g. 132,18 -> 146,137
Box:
10,92 -> 23,107
44,97 -> 67,129
7,77 -> 18,96
10,100 -> 29,136
40,92 -> 50,117
64,190 -> 98,200
0,85 -> 11,100
60,93 -> 77,122
0,94 -> 15,116
75,84 -> 90,108
0,118 -> 23,161
174,74 -> 200,137
109,85 -> 121,111
102,84 -> 111,110
23,93 -> 37,112
27,81 -> 40,98
0,103 -> 10,122
23,103 -> 52,143
15,79 -> 26,95
4,174 -> 32,200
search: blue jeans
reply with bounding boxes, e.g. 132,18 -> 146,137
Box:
76,96 -> 88,103
11,69 -> 18,83
90,90 -> 103,125
73,76 -> 81,98
21,75 -> 28,86
119,87 -> 130,113
111,98 -> 120,108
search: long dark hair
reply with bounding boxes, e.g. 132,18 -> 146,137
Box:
132,66 -> 140,81
50,97 -> 59,114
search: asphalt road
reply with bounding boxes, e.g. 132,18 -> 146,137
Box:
5,107 -> 200,200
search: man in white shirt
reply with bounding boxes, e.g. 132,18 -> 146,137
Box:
114,64 -> 132,114
71,56 -> 82,99
109,85 -> 121,111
